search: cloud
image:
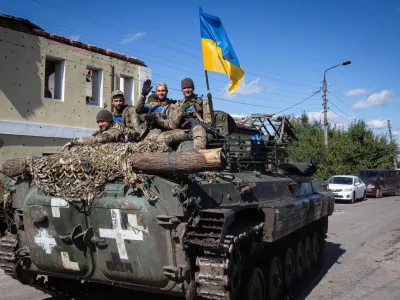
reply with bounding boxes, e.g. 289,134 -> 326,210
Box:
69,35 -> 80,41
352,90 -> 398,109
222,77 -> 262,99
344,88 -> 369,97
393,130 -> 400,136
121,32 -> 145,44
307,110 -> 354,127
367,118 -> 389,129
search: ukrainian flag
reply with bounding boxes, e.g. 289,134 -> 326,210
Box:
200,8 -> 244,94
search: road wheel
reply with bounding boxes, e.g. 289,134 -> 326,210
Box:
266,256 -> 283,300
375,188 -> 382,198
312,233 -> 321,264
304,236 -> 313,271
242,267 -> 266,300
283,247 -> 296,292
395,186 -> 400,196
351,192 -> 356,204
362,190 -> 367,201
295,241 -> 305,281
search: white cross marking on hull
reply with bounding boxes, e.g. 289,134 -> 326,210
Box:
99,209 -> 144,260
34,228 -> 57,254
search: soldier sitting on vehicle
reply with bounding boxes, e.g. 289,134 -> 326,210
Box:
61,110 -> 124,152
173,77 -> 212,149
111,79 -> 153,142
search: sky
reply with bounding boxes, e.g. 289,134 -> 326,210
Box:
1,0 -> 399,141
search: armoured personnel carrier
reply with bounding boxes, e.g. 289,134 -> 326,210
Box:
0,111 -> 334,300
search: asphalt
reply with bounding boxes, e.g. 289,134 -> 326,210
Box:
1,196 -> 400,300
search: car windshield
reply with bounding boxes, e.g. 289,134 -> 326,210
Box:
328,177 -> 353,185
356,170 -> 379,180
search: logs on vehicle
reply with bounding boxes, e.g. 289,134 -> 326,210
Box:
124,148 -> 225,174
0,157 -> 31,178
0,141 -> 226,202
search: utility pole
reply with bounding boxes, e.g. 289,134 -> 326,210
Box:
322,61 -> 351,147
388,119 -> 397,169
323,75 -> 328,147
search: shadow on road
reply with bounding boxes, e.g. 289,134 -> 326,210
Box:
291,241 -> 346,300
44,286 -> 182,300
44,242 -> 345,300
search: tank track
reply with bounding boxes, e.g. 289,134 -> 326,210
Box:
186,211 -> 328,300
0,233 -> 18,277
185,210 -> 264,300
0,232 -> 66,296
0,212 -> 89,298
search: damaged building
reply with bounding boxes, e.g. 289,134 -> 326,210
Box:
0,14 -> 151,185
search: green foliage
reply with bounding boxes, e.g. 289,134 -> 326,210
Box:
287,114 -> 399,180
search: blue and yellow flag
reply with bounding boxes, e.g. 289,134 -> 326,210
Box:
200,8 -> 244,94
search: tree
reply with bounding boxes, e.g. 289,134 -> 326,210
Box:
287,114 -> 399,180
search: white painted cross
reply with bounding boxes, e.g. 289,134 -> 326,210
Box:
99,209 -> 146,260
34,228 -> 57,254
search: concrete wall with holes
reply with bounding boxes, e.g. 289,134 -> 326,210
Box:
0,26 -> 151,186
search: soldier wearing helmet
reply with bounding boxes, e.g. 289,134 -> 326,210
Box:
111,79 -> 153,141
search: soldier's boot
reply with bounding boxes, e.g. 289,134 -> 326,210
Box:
156,129 -> 190,147
192,125 -> 207,150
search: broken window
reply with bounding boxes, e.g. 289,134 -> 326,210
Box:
119,75 -> 134,105
85,68 -> 103,106
44,57 -> 65,100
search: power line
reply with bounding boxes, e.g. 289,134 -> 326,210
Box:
61,0 -> 320,85
0,36 -> 319,106
28,1 -> 321,90
1,4 -> 318,98
2,38 -> 323,111
328,100 -> 355,119
329,109 -> 351,123
274,89 -> 321,114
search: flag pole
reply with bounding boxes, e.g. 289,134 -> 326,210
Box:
204,70 -> 215,127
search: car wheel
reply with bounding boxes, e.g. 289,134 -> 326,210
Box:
395,186 -> 400,196
351,192 -> 355,204
375,188 -> 382,198
362,190 -> 367,201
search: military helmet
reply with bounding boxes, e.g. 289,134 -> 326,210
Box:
111,90 -> 124,98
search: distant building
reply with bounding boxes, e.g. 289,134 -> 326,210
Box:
0,14 -> 151,184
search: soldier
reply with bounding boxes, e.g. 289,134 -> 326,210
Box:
175,78 -> 212,149
111,79 -> 152,141
61,110 -> 124,152
137,82 -> 180,130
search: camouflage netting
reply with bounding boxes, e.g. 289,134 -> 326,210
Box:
30,140 -> 169,203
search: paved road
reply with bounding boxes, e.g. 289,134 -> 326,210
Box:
1,196 -> 400,300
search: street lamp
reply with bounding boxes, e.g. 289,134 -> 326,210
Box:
323,60 -> 352,147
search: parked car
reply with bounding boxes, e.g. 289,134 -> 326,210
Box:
355,169 -> 400,198
327,175 -> 366,203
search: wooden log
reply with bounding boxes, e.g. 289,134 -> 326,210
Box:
126,148 -> 226,174
1,157 -> 31,178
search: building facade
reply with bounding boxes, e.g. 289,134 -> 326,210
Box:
0,14 -> 151,186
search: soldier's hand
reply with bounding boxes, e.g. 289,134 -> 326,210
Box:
180,102 -> 192,113
61,141 -> 73,152
141,79 -> 152,96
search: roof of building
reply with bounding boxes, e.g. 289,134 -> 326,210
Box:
0,13 -> 147,67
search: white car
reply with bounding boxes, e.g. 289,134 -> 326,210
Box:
327,175 -> 366,203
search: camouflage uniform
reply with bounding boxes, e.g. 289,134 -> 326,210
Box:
113,105 -> 145,142
175,95 -> 212,150
135,94 -> 186,147
136,94 -> 180,131
70,122 -> 124,146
